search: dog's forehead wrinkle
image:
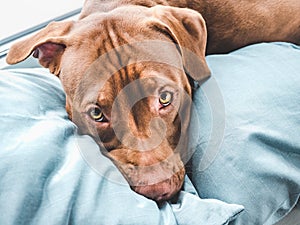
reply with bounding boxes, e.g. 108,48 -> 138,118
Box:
95,65 -> 183,106
78,11 -> 184,61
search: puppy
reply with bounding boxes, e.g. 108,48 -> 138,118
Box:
6,0 -> 300,202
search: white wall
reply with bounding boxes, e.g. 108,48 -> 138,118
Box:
0,0 -> 84,40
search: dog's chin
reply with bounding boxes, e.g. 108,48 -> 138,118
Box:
130,168 -> 185,202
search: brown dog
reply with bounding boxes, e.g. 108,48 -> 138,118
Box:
6,0 -> 300,202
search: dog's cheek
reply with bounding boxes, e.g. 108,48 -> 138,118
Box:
96,128 -> 122,151
162,113 -> 182,150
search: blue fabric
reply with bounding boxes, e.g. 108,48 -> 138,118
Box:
188,42 -> 300,225
0,65 -> 243,224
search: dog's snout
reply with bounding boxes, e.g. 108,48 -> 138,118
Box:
108,149 -> 185,201
131,167 -> 185,202
133,182 -> 173,202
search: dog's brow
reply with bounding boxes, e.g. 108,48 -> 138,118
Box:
97,91 -> 114,109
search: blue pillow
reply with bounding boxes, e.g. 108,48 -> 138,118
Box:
188,42 -> 300,225
0,61 -> 243,224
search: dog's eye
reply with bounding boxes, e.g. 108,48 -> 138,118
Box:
159,91 -> 173,107
88,106 -> 106,122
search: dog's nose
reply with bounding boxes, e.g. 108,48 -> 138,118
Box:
131,167 -> 185,202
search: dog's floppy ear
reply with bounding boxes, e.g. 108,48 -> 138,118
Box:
150,5 -> 211,83
6,21 -> 74,75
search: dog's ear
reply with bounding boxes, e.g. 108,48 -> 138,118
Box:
6,21 -> 74,75
150,6 -> 211,83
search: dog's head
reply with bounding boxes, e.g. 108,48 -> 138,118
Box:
6,5 -> 210,202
